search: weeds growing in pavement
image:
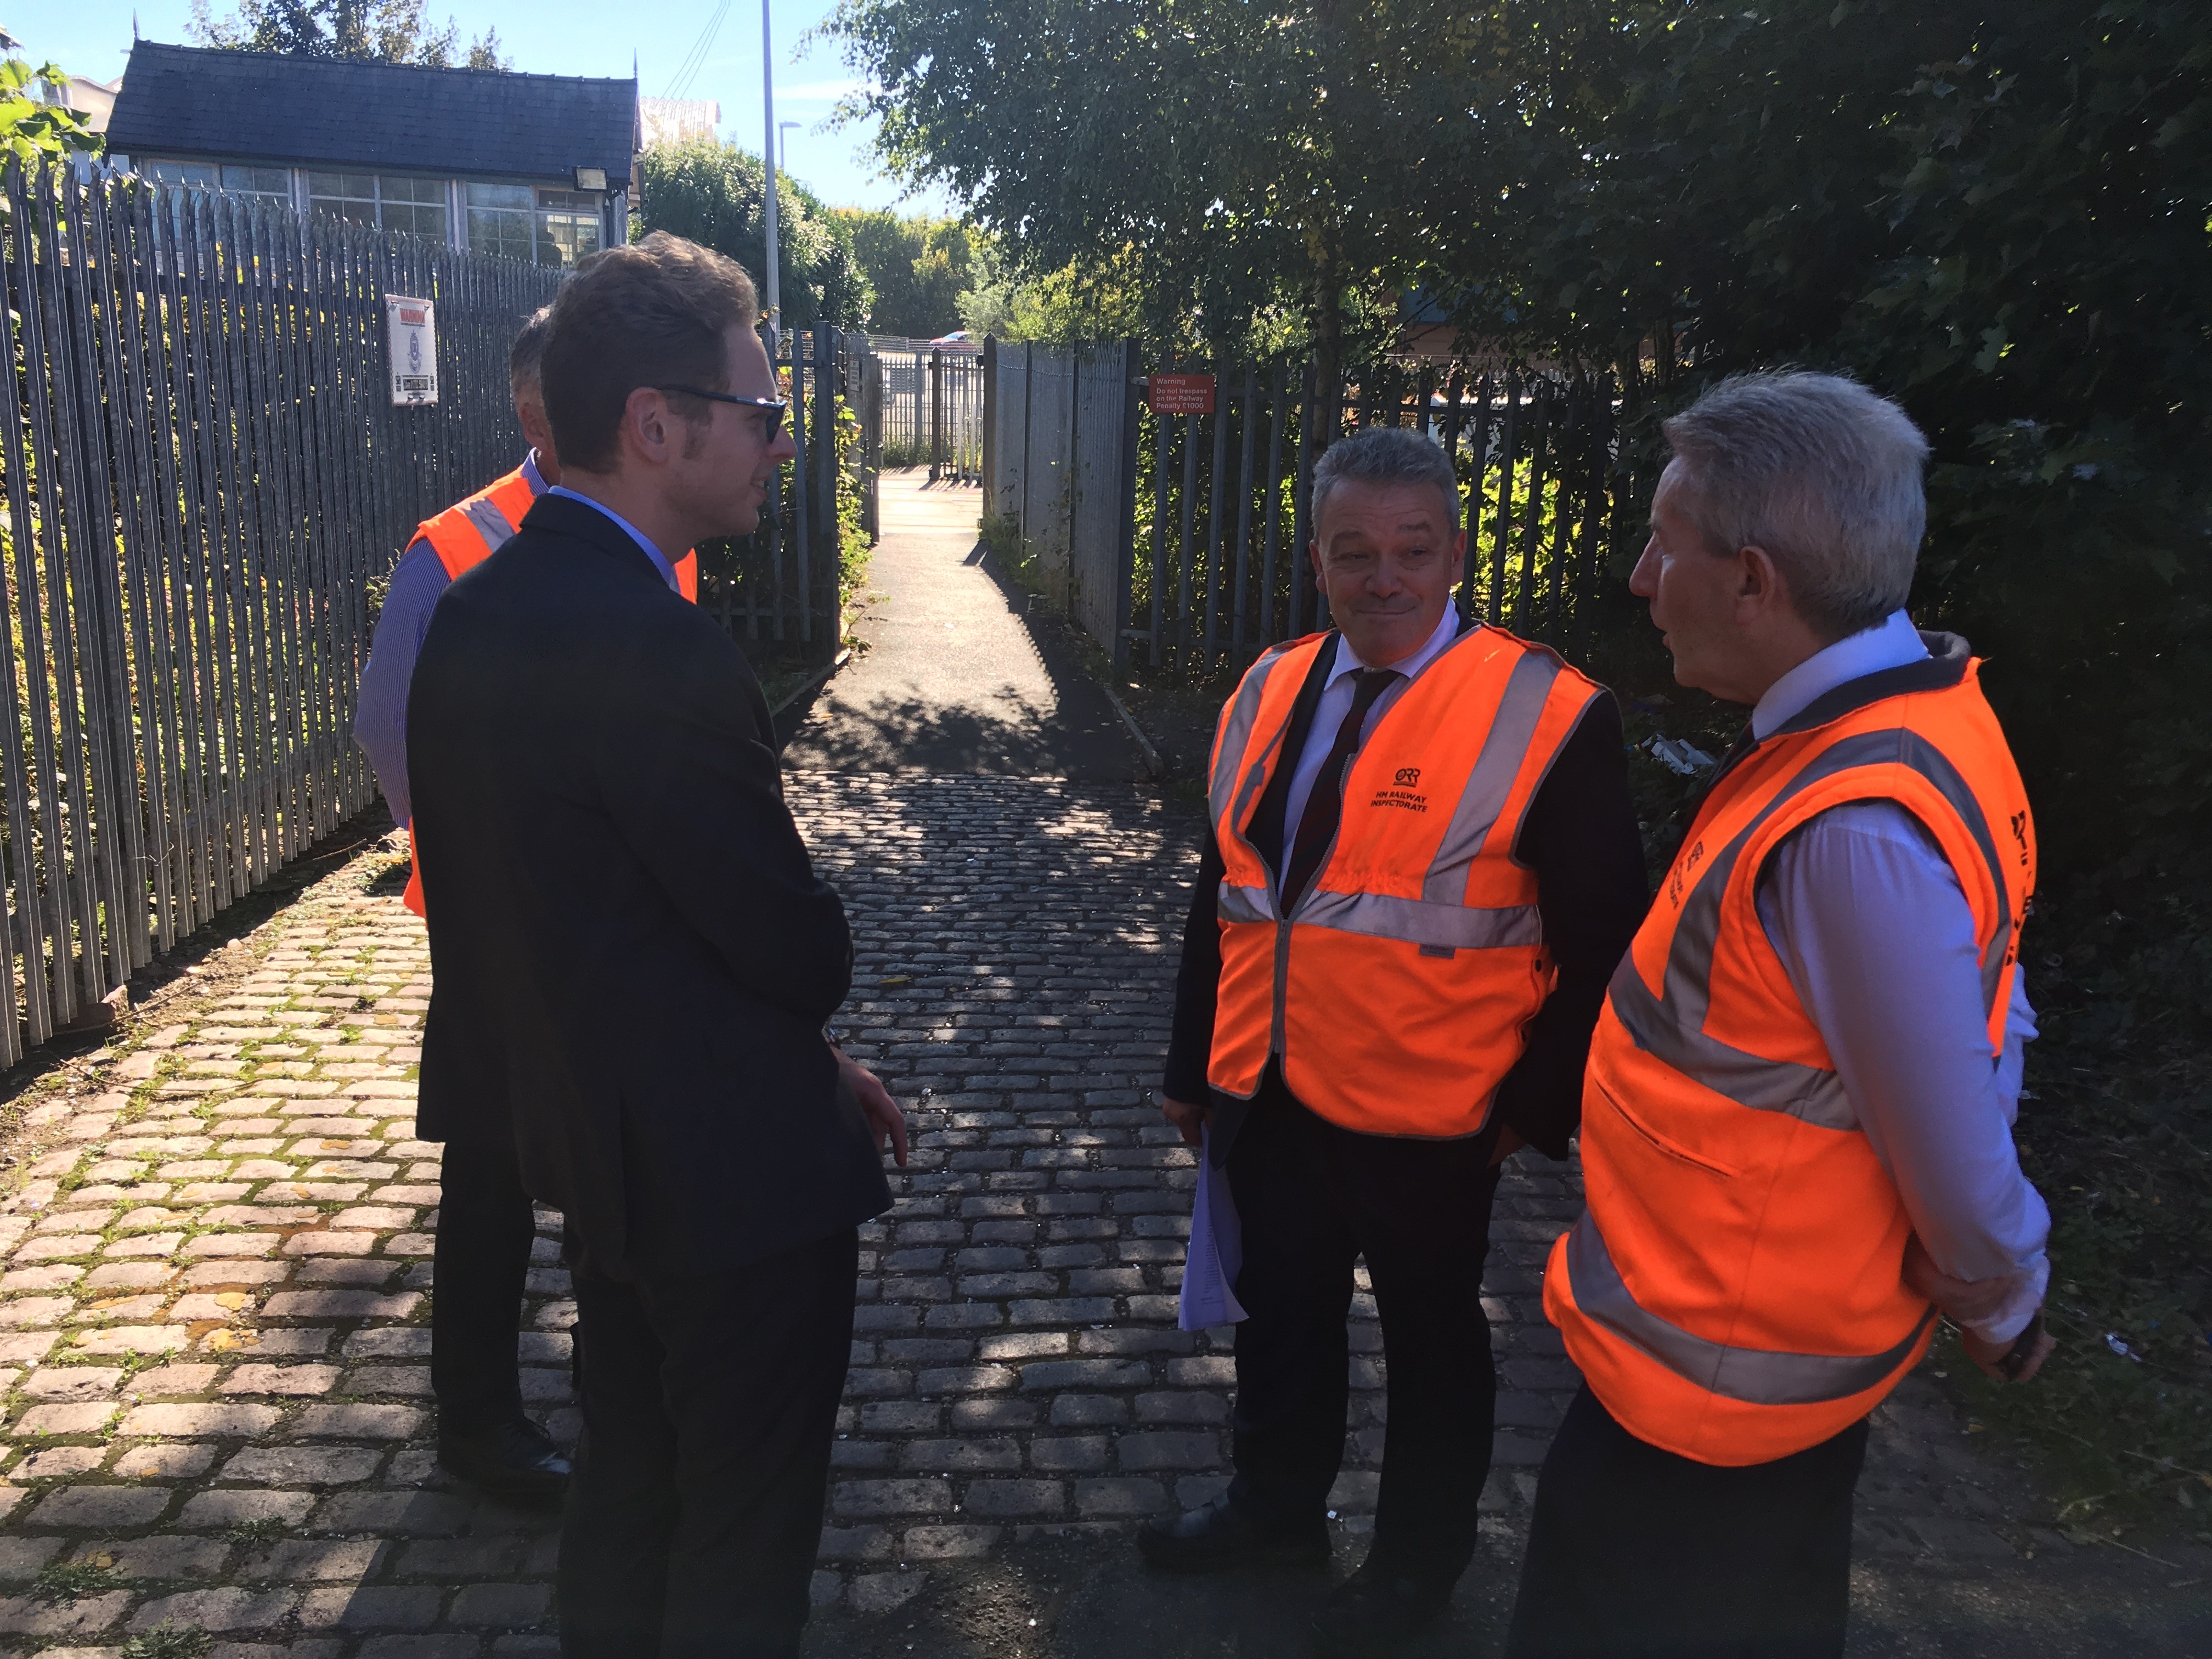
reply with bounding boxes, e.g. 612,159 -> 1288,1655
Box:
122,1624 -> 210,1659
32,1559 -> 117,1602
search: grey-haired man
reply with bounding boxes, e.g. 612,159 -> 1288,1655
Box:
1142,427 -> 1648,1654
1508,372 -> 2052,1658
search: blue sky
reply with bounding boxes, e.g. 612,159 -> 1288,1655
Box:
27,0 -> 958,214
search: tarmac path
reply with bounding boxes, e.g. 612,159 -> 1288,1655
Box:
0,469 -> 2201,1656
781,470 -> 1139,781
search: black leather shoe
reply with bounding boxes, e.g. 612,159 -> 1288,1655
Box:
1136,1496 -> 1331,1575
438,1416 -> 572,1504
1310,1556 -> 1455,1655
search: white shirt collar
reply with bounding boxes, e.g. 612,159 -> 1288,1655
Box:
1753,610 -> 1928,739
521,449 -> 549,494
1328,605 -> 1463,686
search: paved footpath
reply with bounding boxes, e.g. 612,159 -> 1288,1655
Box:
0,473 -> 2203,1656
783,472 -> 1138,781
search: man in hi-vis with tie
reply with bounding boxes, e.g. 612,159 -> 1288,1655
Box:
1142,426 -> 1647,1654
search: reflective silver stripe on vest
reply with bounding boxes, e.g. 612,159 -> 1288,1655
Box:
1421,652 -> 1564,904
1567,1211 -> 1936,1406
1217,882 -> 1278,926
1224,880 -> 1538,951
1299,889 -> 1541,952
1610,727 -> 2015,1132
460,496 -> 520,553
1209,645 -> 1298,834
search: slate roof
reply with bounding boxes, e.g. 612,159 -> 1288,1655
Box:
106,41 -> 636,185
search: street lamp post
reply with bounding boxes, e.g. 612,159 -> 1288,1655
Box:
761,0 -> 780,340
778,120 -> 801,177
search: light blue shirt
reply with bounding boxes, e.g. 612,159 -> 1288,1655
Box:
1278,606 -> 1463,879
1752,610 -> 2050,1342
354,450 -> 550,826
545,486 -> 683,594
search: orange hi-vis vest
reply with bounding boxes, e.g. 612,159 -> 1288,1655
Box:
1545,636 -> 2035,1466
1205,623 -> 1606,1137
400,459 -> 699,917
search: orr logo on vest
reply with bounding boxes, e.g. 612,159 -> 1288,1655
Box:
1370,764 -> 1429,813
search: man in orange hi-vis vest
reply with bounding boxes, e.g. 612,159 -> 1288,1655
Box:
1505,373 -> 2055,1659
1137,426 -> 1649,1656
352,311 -> 696,1505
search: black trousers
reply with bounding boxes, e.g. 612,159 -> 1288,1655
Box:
1505,1384 -> 1869,1659
1222,1084 -> 1504,1587
431,1135 -> 538,1433
558,1228 -> 859,1659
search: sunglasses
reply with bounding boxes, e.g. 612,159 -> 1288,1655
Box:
653,387 -> 789,443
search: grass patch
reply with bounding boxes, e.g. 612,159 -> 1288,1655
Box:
1956,932 -> 2212,1536
979,509 -> 1041,593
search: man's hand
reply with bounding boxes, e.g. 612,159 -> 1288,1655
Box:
1903,1235 -> 2052,1383
1961,1318 -> 2055,1385
1161,1093 -> 1208,1148
834,1047 -> 909,1167
1902,1235 -> 2016,1325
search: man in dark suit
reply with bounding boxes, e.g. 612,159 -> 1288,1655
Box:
1141,427 -> 1649,1655
408,232 -> 905,1658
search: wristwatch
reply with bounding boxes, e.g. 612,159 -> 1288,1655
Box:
1998,1308 -> 2046,1380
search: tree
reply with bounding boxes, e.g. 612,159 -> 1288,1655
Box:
1415,0 -> 2212,939
188,0 -> 509,69
955,238 -> 1143,346
831,208 -> 975,337
825,0 -> 1483,388
634,138 -> 868,331
1,59 -> 102,166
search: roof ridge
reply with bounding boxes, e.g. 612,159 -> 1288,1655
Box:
128,38 -> 636,89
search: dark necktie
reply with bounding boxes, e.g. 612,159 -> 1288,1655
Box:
1284,668 -> 1399,906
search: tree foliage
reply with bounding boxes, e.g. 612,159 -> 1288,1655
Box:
188,0 -> 509,69
1427,0 -> 2212,1003
834,0 -> 2210,985
825,0 -> 1491,386
1,59 -> 102,166
633,138 -> 867,331
828,208 -> 975,337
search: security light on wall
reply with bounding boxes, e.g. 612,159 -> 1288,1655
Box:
574,167 -> 607,191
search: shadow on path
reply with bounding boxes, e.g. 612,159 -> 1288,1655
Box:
781,471 -> 1138,780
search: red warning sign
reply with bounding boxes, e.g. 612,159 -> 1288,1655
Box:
1147,373 -> 1217,415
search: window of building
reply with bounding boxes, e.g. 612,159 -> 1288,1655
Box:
465,182 -> 536,262
465,182 -> 603,268
141,159 -> 217,189
307,172 -> 380,227
140,159 -> 294,211
217,165 -> 294,208
309,173 -> 452,242
381,175 -> 451,240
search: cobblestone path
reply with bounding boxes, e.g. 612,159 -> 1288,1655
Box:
3,774 -> 2194,1658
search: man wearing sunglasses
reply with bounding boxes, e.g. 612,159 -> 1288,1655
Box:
408,231 -> 907,1658
357,304 -> 714,1506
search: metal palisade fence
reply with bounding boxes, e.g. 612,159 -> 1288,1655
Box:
0,162 -> 555,1061
984,341 -> 1631,678
703,323 -> 868,667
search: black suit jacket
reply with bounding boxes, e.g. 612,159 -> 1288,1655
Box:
408,493 -> 890,1277
1163,627 -> 1650,1163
